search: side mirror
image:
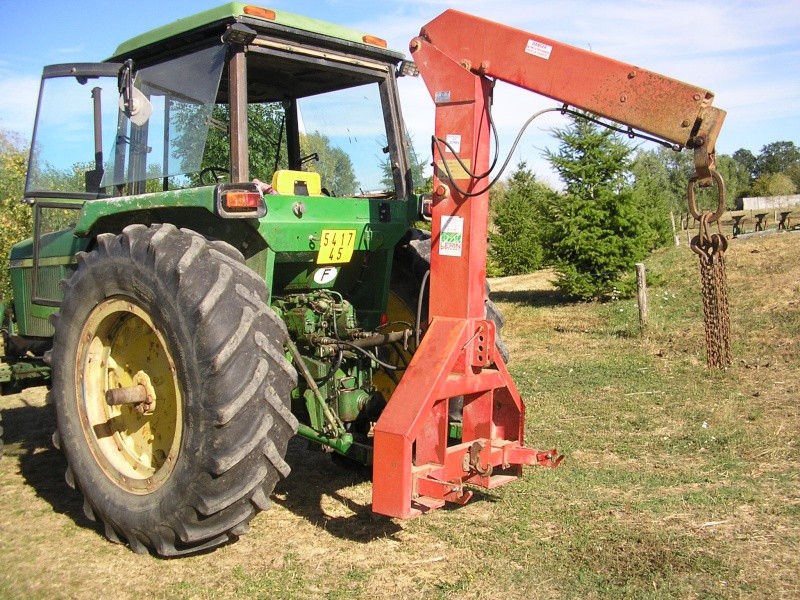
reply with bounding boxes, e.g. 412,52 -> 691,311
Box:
118,59 -> 152,126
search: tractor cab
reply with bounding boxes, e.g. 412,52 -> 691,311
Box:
25,4 -> 416,201
17,5 -> 422,341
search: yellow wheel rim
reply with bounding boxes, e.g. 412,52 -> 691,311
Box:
76,298 -> 182,494
373,290 -> 418,401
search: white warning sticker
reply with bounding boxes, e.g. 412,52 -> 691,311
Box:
439,215 -> 464,257
445,134 -> 462,153
525,39 -> 553,60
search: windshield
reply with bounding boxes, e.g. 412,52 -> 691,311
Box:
298,82 -> 391,195
26,45 -> 226,197
195,79 -> 403,196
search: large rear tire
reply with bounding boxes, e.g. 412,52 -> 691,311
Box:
391,228 -> 509,362
50,224 -> 298,556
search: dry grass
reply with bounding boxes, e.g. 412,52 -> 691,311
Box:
1,231 -> 799,599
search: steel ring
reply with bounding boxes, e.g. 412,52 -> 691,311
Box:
687,169 -> 726,224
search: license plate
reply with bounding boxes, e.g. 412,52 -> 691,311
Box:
316,229 -> 357,264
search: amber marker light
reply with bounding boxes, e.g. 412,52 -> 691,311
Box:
216,184 -> 267,218
224,190 -> 261,210
362,35 -> 388,48
243,6 -> 277,20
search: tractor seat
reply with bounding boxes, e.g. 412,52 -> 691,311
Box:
271,170 -> 322,196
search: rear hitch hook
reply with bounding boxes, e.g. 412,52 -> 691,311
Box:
466,441 -> 493,477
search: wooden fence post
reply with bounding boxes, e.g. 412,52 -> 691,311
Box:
670,211 -> 679,246
636,263 -> 648,331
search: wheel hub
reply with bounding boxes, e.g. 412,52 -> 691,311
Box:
105,370 -> 157,415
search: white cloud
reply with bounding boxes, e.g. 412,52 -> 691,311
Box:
353,0 -> 800,174
0,74 -> 40,139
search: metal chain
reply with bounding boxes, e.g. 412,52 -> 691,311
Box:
713,249 -> 732,365
690,214 -> 732,368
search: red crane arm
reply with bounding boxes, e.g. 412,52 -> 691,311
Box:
414,9 -> 725,172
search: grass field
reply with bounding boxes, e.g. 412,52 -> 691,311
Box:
1,231 -> 798,599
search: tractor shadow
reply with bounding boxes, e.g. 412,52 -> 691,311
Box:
274,437 -> 404,543
490,288 -> 570,308
274,438 -> 502,543
3,391 -> 494,548
1,395 -> 93,530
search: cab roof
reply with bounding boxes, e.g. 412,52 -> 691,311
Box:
109,2 -> 406,64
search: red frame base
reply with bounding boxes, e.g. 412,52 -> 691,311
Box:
372,317 -> 562,519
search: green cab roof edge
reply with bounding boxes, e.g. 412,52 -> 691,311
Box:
110,2 -> 406,62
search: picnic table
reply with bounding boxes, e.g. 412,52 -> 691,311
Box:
778,210 -> 796,231
753,211 -> 769,231
731,213 -> 748,236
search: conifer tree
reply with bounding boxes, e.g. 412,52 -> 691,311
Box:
488,161 -> 553,276
546,114 -> 649,300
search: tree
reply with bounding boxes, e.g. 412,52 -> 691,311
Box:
546,113 -> 649,300
630,149 -> 672,249
750,172 -> 797,197
0,128 -> 33,302
733,148 -> 757,182
637,146 -> 744,215
754,141 -> 800,179
488,161 -> 552,276
175,103 -> 358,194
715,154 -> 751,207
546,114 -> 631,199
655,147 -> 695,213
550,187 -> 648,300
301,132 -> 358,195
786,163 -> 800,193
380,132 -> 429,193
189,103 -> 287,185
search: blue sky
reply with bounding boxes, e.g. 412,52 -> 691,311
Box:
1,0 -> 798,185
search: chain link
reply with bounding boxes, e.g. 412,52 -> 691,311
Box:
690,213 -> 732,368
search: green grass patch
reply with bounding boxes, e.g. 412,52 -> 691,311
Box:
2,234 -> 798,600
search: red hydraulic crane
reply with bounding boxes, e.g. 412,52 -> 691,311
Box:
372,10 -> 726,518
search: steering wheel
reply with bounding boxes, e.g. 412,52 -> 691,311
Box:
199,166 -> 230,185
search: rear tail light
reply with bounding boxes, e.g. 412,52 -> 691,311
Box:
216,183 -> 267,218
225,190 -> 261,209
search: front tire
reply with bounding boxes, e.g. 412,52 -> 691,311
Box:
51,224 -> 298,556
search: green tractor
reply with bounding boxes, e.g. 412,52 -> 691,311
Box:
2,4 -> 504,555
